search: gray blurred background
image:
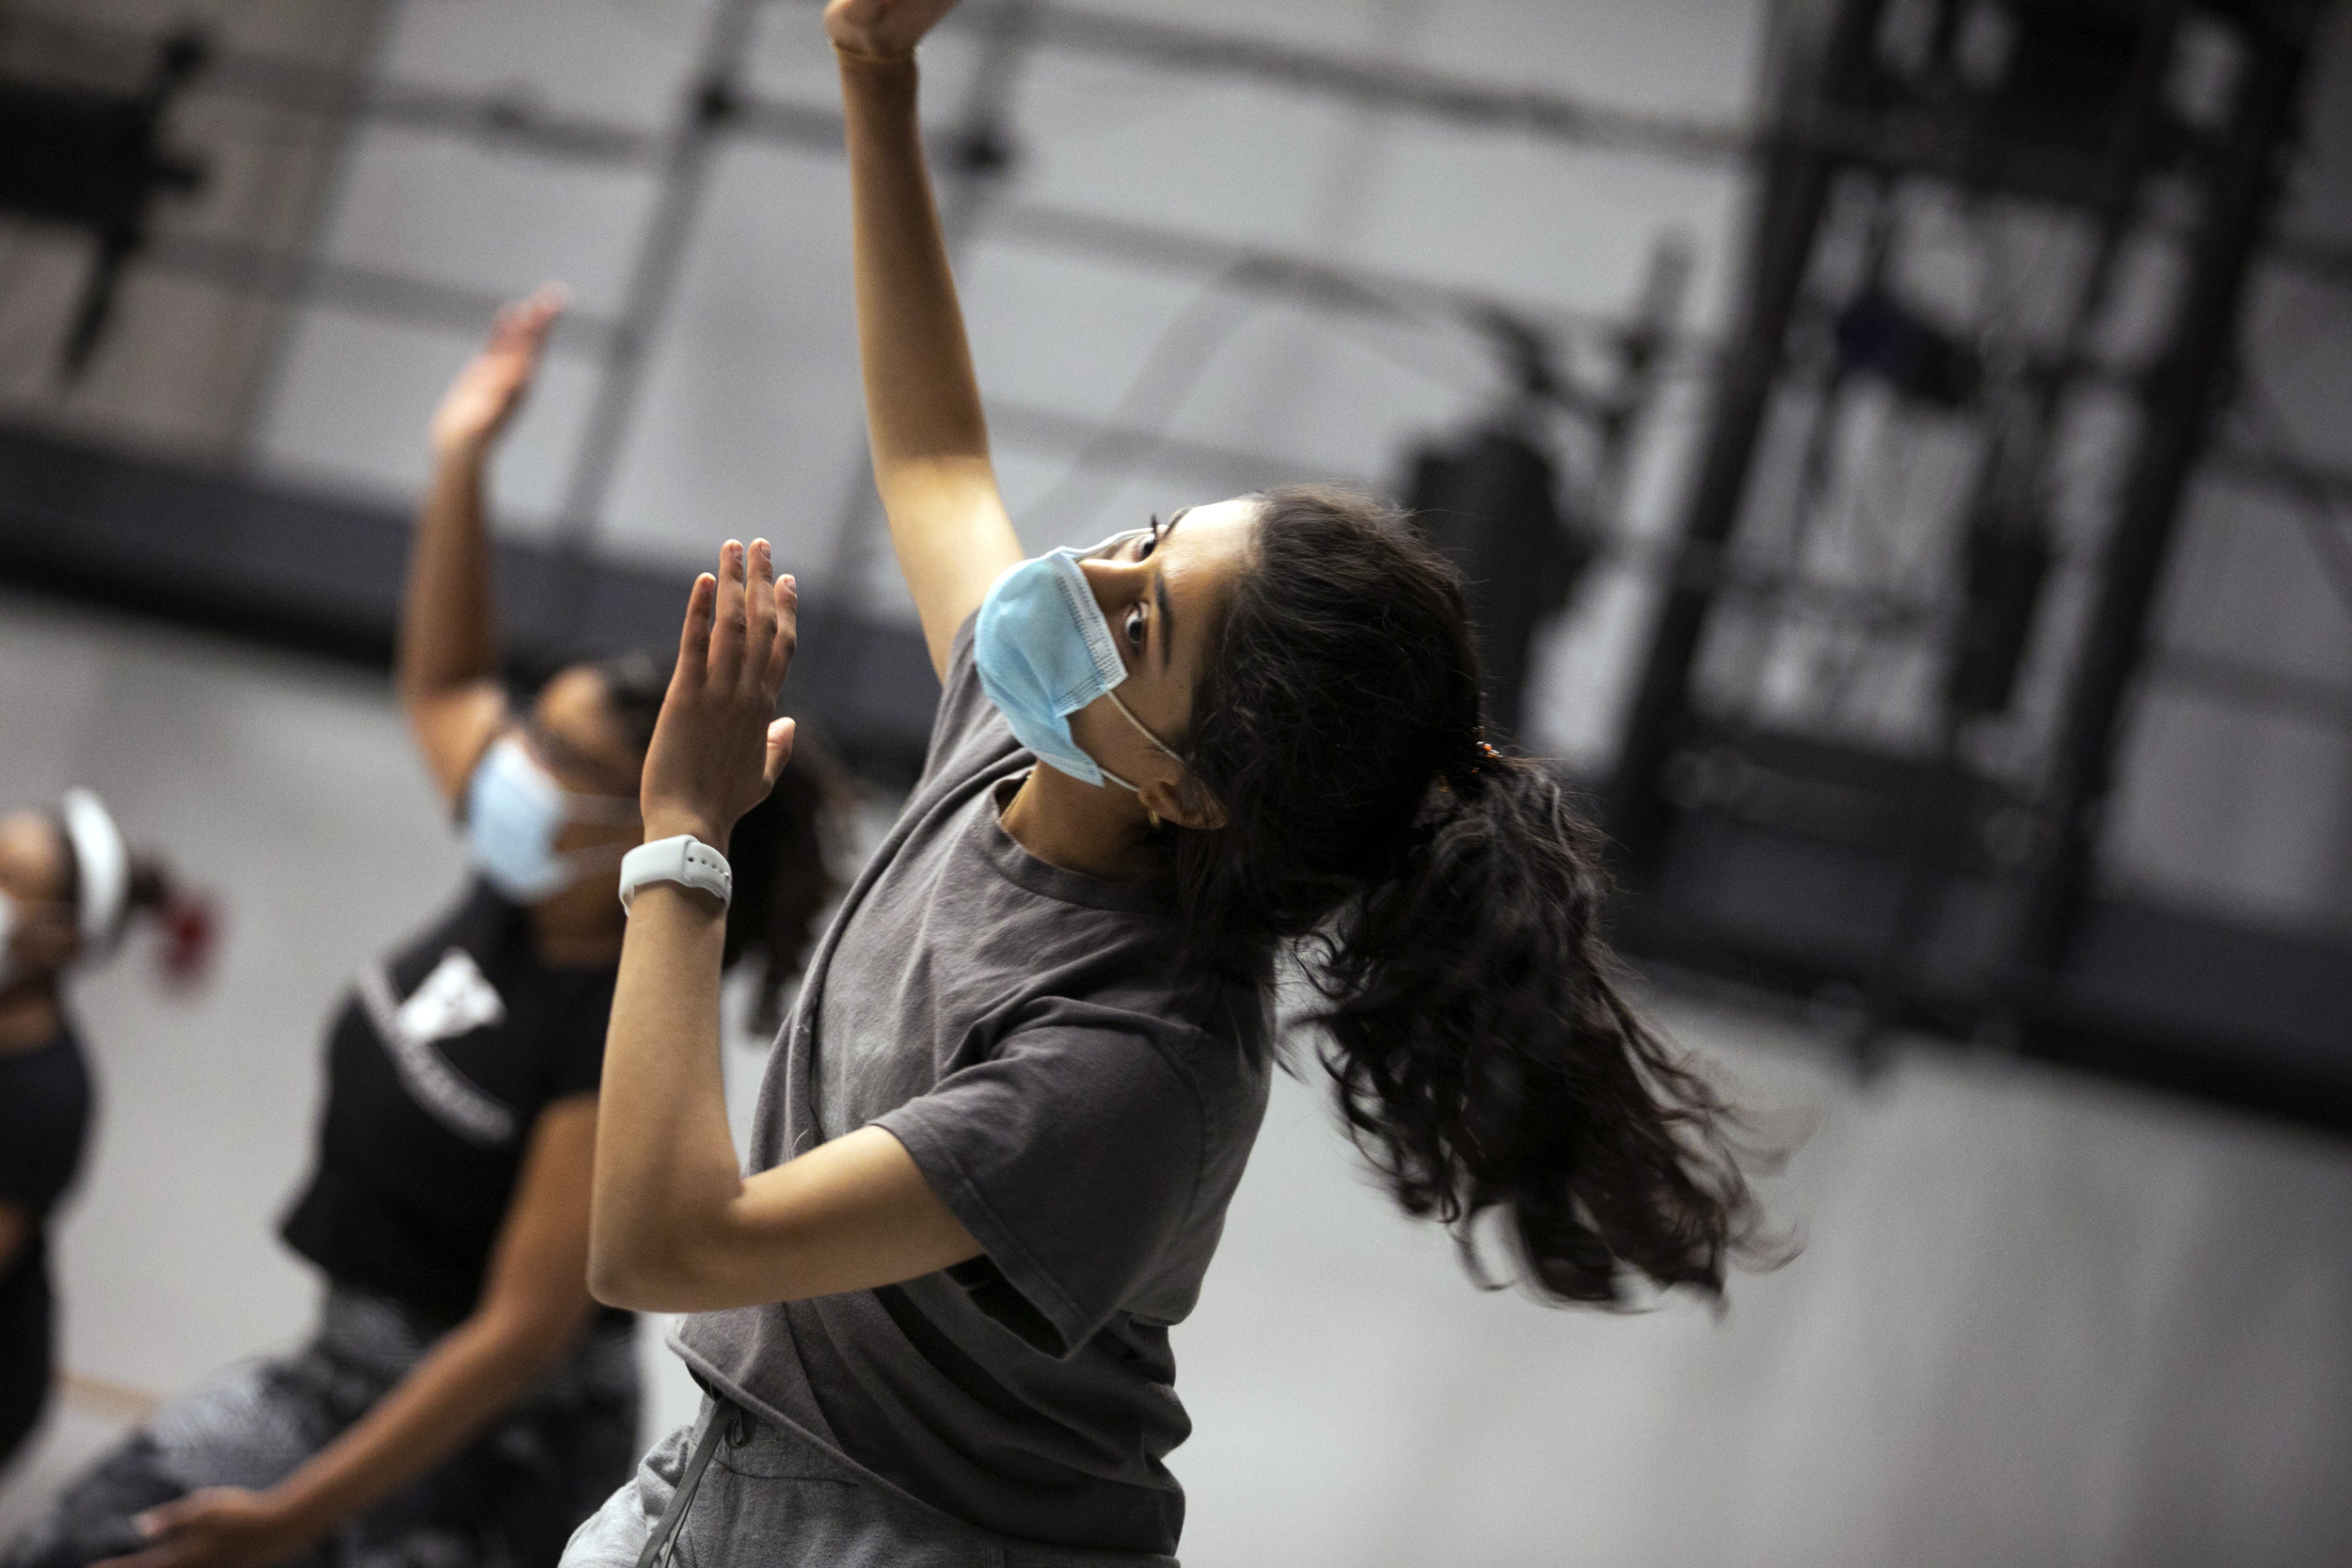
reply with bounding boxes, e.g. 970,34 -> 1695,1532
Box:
2,0 -> 2350,1562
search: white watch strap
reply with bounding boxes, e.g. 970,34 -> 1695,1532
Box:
619,834 -> 733,912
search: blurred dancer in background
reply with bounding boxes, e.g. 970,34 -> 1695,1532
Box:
558,2 -> 1769,1564
0,792 -> 201,1474
4,293 -> 844,1568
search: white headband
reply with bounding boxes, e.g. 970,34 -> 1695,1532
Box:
59,787 -> 130,952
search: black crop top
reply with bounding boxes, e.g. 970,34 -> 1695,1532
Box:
280,881 -> 622,1326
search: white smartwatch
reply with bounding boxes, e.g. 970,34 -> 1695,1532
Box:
618,834 -> 733,913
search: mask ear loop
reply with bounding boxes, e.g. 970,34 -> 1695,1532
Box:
1101,688 -> 1189,831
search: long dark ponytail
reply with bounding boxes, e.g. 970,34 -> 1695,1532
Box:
1174,485 -> 1765,1305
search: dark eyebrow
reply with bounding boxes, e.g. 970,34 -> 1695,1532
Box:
1153,508 -> 1190,671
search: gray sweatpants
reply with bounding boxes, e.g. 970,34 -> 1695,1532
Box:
6,1287 -> 637,1568
562,1398 -> 1178,1568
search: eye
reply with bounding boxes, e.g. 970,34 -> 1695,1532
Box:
1136,515 -> 1163,561
1123,601 -> 1147,652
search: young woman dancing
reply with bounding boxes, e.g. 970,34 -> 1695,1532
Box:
5,296 -> 842,1568
565,1 -> 1763,1561
0,792 -> 197,1474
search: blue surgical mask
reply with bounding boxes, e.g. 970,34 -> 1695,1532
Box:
464,735 -> 637,903
974,539 -> 1185,791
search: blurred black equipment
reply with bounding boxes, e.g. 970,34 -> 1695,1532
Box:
1606,0 -> 2342,1122
1406,426 -> 1590,744
0,29 -> 206,377
1946,515 -> 2050,720
1404,236 -> 1688,743
1834,290 -> 1979,409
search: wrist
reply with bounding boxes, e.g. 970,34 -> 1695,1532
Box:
833,40 -> 917,70
836,45 -> 919,103
430,438 -> 490,475
258,1481 -> 336,1549
641,811 -> 726,848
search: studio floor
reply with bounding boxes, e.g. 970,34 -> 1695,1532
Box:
3,594 -> 2349,1567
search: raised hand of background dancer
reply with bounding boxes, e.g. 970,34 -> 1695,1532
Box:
824,0 -> 963,60
402,284 -> 564,809
428,283 -> 564,461
640,539 -> 798,852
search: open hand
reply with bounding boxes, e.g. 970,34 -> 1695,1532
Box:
824,0 -> 963,60
429,284 -> 565,460
93,1488 -> 311,1568
642,539 -> 799,849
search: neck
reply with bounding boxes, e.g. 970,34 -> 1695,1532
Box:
998,765 -> 1163,882
0,981 -> 63,1053
528,895 -> 628,968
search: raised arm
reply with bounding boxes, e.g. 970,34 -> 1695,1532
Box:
398,288 -> 564,809
829,0 -> 1023,677
589,539 -> 979,1313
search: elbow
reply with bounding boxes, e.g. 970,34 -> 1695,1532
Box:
393,672 -> 447,730
589,1180 -> 765,1311
586,1246 -> 654,1312
589,1214 -> 794,1314
588,1233 -> 711,1314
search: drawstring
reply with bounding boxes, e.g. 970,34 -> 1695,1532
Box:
635,1392 -> 753,1568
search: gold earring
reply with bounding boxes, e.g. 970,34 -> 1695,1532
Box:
1148,808 -> 1163,832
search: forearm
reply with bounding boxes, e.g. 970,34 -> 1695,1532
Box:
397,449 -> 501,705
840,53 -> 990,485
268,1307 -> 579,1541
838,51 -> 1022,673
588,880 -> 744,1306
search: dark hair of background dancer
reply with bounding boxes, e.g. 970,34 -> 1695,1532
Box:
1173,484 -> 1764,1303
569,647 -> 845,1031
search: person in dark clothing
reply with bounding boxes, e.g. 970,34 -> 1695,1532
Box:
0,791 -> 192,1475
3,293 -> 846,1568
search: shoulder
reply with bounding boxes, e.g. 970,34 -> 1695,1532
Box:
384,880 -> 512,978
1006,980 -> 1271,1142
0,1024 -> 90,1099
0,1023 -> 93,1203
916,610 -> 1018,791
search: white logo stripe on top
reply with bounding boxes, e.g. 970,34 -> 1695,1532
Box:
355,950 -> 517,1147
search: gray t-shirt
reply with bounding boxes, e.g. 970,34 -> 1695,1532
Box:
675,615 -> 1272,1557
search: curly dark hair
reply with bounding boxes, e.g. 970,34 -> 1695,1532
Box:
1170,484 -> 1768,1305
596,650 -> 850,1031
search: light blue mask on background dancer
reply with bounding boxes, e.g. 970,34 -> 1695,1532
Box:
974,542 -> 1185,790
465,735 -> 634,903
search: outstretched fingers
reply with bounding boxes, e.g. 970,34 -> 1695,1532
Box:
709,539 -> 748,688
487,283 -> 564,363
742,540 -> 777,701
674,572 -> 718,700
766,573 -> 798,695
